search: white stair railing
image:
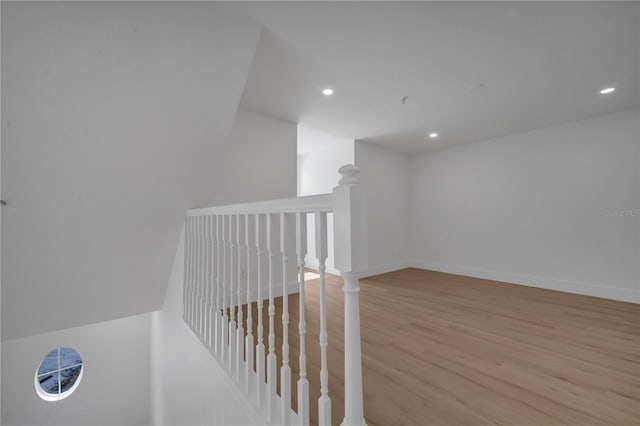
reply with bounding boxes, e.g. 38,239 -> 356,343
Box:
315,211 -> 331,426
296,212 -> 309,426
183,165 -> 368,426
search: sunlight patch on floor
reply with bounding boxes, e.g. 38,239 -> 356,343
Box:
304,271 -> 320,280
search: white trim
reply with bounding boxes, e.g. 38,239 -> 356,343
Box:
359,261 -> 412,278
34,361 -> 84,402
331,258 -> 639,304
410,260 -> 640,304
188,194 -> 334,216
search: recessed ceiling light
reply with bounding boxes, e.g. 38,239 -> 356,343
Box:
599,87 -> 615,94
429,132 -> 439,139
322,88 -> 334,96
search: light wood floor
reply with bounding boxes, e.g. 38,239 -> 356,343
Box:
234,268 -> 640,426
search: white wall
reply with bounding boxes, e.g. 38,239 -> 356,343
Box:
150,228 -> 262,426
297,126 -> 354,274
2,314 -> 151,426
297,126 -> 354,196
354,142 -> 412,276
207,108 -> 297,206
1,4 -> 3,419
207,108 -> 298,292
410,110 -> 640,303
150,109 -> 299,425
1,1 -> 262,340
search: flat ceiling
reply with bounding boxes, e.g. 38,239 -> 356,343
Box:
233,1 -> 639,153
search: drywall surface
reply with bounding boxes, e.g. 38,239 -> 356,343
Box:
0,4 -> 3,419
297,126 -> 354,195
410,110 -> 640,302
204,108 -> 299,290
1,313 -> 151,426
150,228 -> 262,426
150,109 -> 301,425
297,126 -> 354,274
1,1 -> 262,340
355,142 -> 412,276
207,108 -> 297,206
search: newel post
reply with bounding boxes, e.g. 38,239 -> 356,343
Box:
333,164 -> 368,426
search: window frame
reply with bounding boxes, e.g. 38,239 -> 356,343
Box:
34,347 -> 84,402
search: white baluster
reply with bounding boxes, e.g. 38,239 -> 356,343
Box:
316,212 -> 332,426
215,215 -> 222,358
334,165 -> 368,426
280,213 -> 295,425
229,214 -> 237,375
236,214 -> 246,385
203,216 -> 208,342
189,216 -> 198,331
190,217 -> 196,329
255,214 -> 266,408
266,213 -> 279,423
221,215 -> 229,367
189,217 -> 196,329
207,215 -> 215,352
194,217 -> 200,331
184,217 -> 191,325
245,213 -> 256,395
296,213 -> 310,426
201,217 -> 207,343
197,215 -> 204,338
200,215 -> 206,339
204,216 -> 210,347
194,216 -> 200,335
201,215 -> 207,341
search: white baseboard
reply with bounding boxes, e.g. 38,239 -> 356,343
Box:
360,261 -> 412,278
218,258 -> 639,304
410,260 -> 639,304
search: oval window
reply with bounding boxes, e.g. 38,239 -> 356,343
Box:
34,347 -> 83,401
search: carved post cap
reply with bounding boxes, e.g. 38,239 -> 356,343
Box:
338,164 -> 360,186
333,164 -> 368,274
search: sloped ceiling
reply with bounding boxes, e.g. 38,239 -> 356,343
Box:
232,1 -> 639,153
1,2 -> 262,340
